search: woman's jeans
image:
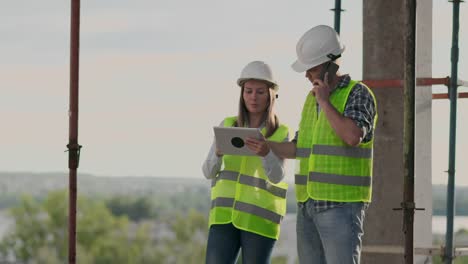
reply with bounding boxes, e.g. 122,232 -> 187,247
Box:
205,223 -> 276,264
296,199 -> 367,264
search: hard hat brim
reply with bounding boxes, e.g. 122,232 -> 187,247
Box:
292,45 -> 345,73
291,59 -> 313,73
237,78 -> 279,92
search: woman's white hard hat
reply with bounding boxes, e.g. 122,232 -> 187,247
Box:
237,61 -> 279,91
291,25 -> 345,73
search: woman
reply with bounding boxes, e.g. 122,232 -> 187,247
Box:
202,61 -> 289,264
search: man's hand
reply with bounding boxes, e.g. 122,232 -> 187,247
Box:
245,136 -> 270,157
312,72 -> 331,105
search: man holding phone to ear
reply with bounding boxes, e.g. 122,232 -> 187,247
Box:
265,25 -> 378,264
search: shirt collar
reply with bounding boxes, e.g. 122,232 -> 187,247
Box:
331,74 -> 351,93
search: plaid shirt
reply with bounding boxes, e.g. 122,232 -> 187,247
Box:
295,74 -> 377,211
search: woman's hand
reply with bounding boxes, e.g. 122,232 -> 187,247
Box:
245,136 -> 270,157
215,148 -> 223,157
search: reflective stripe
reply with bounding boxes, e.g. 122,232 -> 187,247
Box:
211,198 -> 283,224
212,170 -> 239,187
239,175 -> 287,198
309,172 -> 371,187
296,148 -> 311,158
235,201 -> 283,224
219,170 -> 239,181
211,197 -> 234,208
295,174 -> 307,185
312,145 -> 372,159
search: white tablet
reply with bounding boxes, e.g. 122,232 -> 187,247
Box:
213,126 -> 263,156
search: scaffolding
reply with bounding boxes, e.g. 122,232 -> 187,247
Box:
67,0 -> 80,263
331,0 -> 468,262
63,0 -> 467,263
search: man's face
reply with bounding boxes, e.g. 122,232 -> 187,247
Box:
305,64 -> 323,84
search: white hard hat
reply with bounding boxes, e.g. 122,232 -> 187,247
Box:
291,25 -> 345,73
237,61 -> 279,91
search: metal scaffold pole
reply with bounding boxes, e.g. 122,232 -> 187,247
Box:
402,0 -> 416,263
444,0 -> 461,263
67,0 -> 81,263
331,0 -> 344,34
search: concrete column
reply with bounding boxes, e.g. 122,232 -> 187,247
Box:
362,1 -> 433,263
362,0 -> 406,263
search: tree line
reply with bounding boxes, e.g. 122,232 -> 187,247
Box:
0,189 -> 292,264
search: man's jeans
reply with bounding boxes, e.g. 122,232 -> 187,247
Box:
205,223 -> 276,264
296,199 -> 368,264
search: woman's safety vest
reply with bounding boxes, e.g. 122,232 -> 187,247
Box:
209,116 -> 289,240
295,80 -> 378,202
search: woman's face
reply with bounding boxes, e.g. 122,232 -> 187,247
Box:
242,80 -> 270,114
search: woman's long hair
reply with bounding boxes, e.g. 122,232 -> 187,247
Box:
235,80 -> 279,138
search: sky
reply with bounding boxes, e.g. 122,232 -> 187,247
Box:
0,1 -> 467,186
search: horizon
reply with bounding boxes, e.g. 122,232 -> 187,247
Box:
0,171 -> 466,187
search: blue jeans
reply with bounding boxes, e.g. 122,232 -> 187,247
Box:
205,223 -> 276,264
296,199 -> 367,264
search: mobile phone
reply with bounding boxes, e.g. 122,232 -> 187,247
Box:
319,62 -> 339,81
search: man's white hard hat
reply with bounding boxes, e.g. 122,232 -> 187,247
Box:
237,61 -> 279,91
291,25 -> 345,73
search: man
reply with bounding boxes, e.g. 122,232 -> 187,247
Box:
268,25 -> 378,263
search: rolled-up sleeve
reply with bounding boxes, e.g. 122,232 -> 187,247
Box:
343,84 -> 376,143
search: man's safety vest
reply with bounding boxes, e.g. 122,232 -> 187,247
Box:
295,80 -> 378,202
209,116 -> 289,240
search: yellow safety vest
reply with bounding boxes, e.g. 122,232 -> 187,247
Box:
295,80 -> 378,202
209,116 -> 289,240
